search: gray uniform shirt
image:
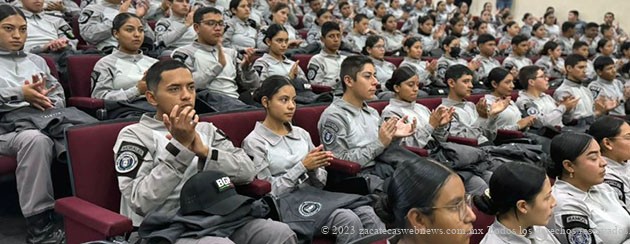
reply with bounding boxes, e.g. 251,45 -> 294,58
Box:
472,55 -> 501,82
23,9 -> 76,53
603,156 -> 630,210
115,114 -> 255,226
535,56 -> 565,81
344,31 -> 369,54
154,15 -> 196,50
481,220 -> 560,244
399,57 -> 437,87
242,122 -> 327,197
79,2 -> 155,50
306,25 -> 321,45
485,94 -> 522,131
381,98 -> 448,148
256,23 -> 301,51
436,56 -> 468,86
306,50 -> 347,94
317,98 -> 385,168
368,18 -> 383,34
171,41 -> 259,98
530,37 -> 549,56
0,50 -> 64,113
587,77 -> 627,116
370,57 -> 396,88
439,97 -> 497,144
382,30 -> 404,53
557,36 -> 575,56
554,79 -> 596,122
503,53 -> 533,71
515,91 -> 566,128
252,53 -> 306,83
224,16 -> 258,51
547,180 -> 630,244
91,49 -> 158,101
412,32 -> 439,55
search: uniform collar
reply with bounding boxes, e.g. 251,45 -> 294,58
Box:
403,57 -> 422,63
508,53 -> 526,59
0,48 -> 27,57
169,14 -> 185,22
139,113 -> 167,130
253,122 -> 300,146
389,98 -> 416,109
519,90 -> 547,99
261,53 -> 291,64
319,50 -> 342,57
369,56 -> 387,65
554,179 -> 597,201
333,97 -> 372,116
102,1 -> 122,9
112,49 -> 145,62
193,41 -> 218,53
20,8 -> 41,18
475,55 -> 496,62
441,97 -> 467,106
595,76 -> 614,84
489,220 -> 548,243
562,78 -> 584,87
231,16 -> 249,25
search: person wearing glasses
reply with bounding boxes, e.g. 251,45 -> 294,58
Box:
475,161 -> 559,244
171,7 -> 258,112
588,116 -> 630,209
251,24 -> 305,82
547,132 -> 630,244
385,160 -> 476,244
362,35 -> 396,91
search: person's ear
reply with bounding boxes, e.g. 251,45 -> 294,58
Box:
516,199 -> 529,215
447,78 -> 456,88
113,29 -> 119,39
343,75 -> 354,89
394,84 -> 401,93
562,159 -> 575,175
407,208 -> 430,231
491,80 -> 499,90
261,96 -> 269,109
146,90 -> 158,106
193,23 -> 200,33
602,138 -> 615,151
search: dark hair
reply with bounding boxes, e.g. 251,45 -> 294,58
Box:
353,13 -> 368,24
321,21 -> 341,38
194,7 -> 222,24
585,22 -> 599,30
485,67 -> 510,90
252,75 -> 293,104
338,1 -> 349,10
562,22 -> 575,33
270,2 -> 289,22
229,0 -> 245,12
112,13 -> 141,35
511,34 -> 529,45
548,132 -> 594,178
474,162 -> 547,216
621,41 -> 630,53
361,35 -> 384,55
501,11 -> 512,21
340,55 -> 373,92
600,24 -> 612,35
588,116 -> 626,147
473,20 -> 487,31
518,65 -> 542,89
522,13 -> 531,22
596,38 -> 611,54
477,33 -> 496,45
381,14 -> 394,31
605,12 -> 614,18
593,56 -> 615,71
543,12 -> 554,22
449,17 -> 464,27
569,10 -> 579,17
387,160 -> 456,228
417,15 -> 433,26
445,64 -> 474,84
374,2 -> 386,15
314,9 -> 330,26
572,40 -> 588,50
532,23 -> 544,35
146,60 -> 190,92
0,4 -> 25,23
565,54 -> 587,68
458,1 -> 469,14
540,41 -> 559,56
386,66 -> 416,91
264,23 -> 287,45
502,20 -> 517,32
403,37 -> 421,49
441,35 -> 458,50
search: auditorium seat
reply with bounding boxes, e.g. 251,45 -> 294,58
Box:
384,56 -> 404,67
292,54 -> 314,74
71,15 -> 96,50
470,203 -> 494,244
66,55 -> 105,117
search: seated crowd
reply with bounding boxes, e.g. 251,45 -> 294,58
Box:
2,0 -> 630,243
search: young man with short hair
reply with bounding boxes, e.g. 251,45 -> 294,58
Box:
114,59 -> 297,243
573,41 -> 597,83
307,21 -> 347,94
516,65 -> 579,129
317,55 -> 417,192
567,10 -> 586,36
589,56 -> 629,116
502,34 -> 532,72
172,7 -> 258,112
343,13 -> 373,54
579,22 -> 601,57
558,22 -> 576,55
471,34 -> 501,85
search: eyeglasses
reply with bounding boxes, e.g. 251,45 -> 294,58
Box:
200,20 -> 225,27
535,74 -> 548,79
418,194 -> 473,221
372,45 -> 385,49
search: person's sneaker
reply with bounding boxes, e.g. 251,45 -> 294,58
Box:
25,210 -> 66,244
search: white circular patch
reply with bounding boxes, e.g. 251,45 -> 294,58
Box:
567,227 -> 592,244
116,151 -> 138,173
307,69 -> 317,81
155,25 -> 167,33
527,106 -> 539,115
298,201 -> 322,217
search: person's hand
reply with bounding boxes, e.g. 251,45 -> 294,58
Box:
378,117 -> 397,147
559,95 -> 579,111
498,42 -> 510,50
46,1 -> 65,12
119,0 -> 132,13
429,106 -> 455,128
468,60 -> 480,71
216,41 -> 227,67
240,47 -> 256,68
488,97 -> 511,117
434,25 -> 445,39
427,59 -> 438,73
162,104 -> 198,148
184,6 -> 196,27
288,39 -> 303,47
22,74 -> 57,111
44,39 -> 69,52
594,96 -> 618,115
288,60 -> 300,80
394,115 -> 417,138
136,79 -> 148,94
135,0 -> 150,18
302,145 -> 333,171
160,0 -> 170,13
517,115 -> 536,129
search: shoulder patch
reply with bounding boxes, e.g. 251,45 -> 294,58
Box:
79,10 -> 93,24
307,64 -> 319,81
215,128 -> 230,141
90,71 -> 100,91
247,19 -> 257,29
172,51 -> 189,63
321,119 -> 341,145
522,102 -> 540,116
115,141 -> 148,177
561,214 -> 595,244
604,178 -> 626,203
253,65 -> 263,77
155,23 -> 169,33
298,201 -> 322,217
589,86 -> 602,99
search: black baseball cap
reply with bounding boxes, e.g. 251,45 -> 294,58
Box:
180,170 -> 252,216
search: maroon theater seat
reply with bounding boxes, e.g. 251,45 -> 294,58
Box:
470,204 -> 494,244
66,55 -> 105,115
202,109 -> 267,147
384,56 -> 403,67
0,156 -> 17,176
292,54 -> 313,74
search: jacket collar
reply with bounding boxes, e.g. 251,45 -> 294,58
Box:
441,97 -> 467,106
140,113 -> 168,130
389,98 -> 416,109
111,48 -> 145,62
0,48 -> 27,58
262,53 -> 291,65
554,179 -> 596,202
562,78 -> 584,87
319,50 -> 342,58
333,97 -> 371,116
489,220 -> 548,243
253,122 -> 301,146
193,41 -> 218,53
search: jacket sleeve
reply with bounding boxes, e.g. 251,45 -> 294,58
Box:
115,128 -> 195,216
155,20 -> 188,48
256,26 -> 268,50
222,21 -> 236,48
79,6 -> 112,44
171,47 -> 223,89
547,200 -> 603,244
0,86 -> 23,105
235,50 -> 260,90
318,113 -> 385,167
90,60 -> 140,101
306,29 -> 319,45
203,125 -> 255,184
251,59 -> 270,82
307,58 -> 334,87
516,96 -> 566,128
242,136 -> 310,196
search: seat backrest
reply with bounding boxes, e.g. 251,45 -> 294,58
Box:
470,204 -> 494,244
65,120 -> 137,212
417,97 -> 443,110
39,54 -> 59,80
369,100 -> 389,115
293,105 -> 328,145
202,110 -> 267,147
467,93 -> 485,104
292,54 -> 313,74
71,15 -> 88,46
384,57 -> 403,67
67,55 -> 103,97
